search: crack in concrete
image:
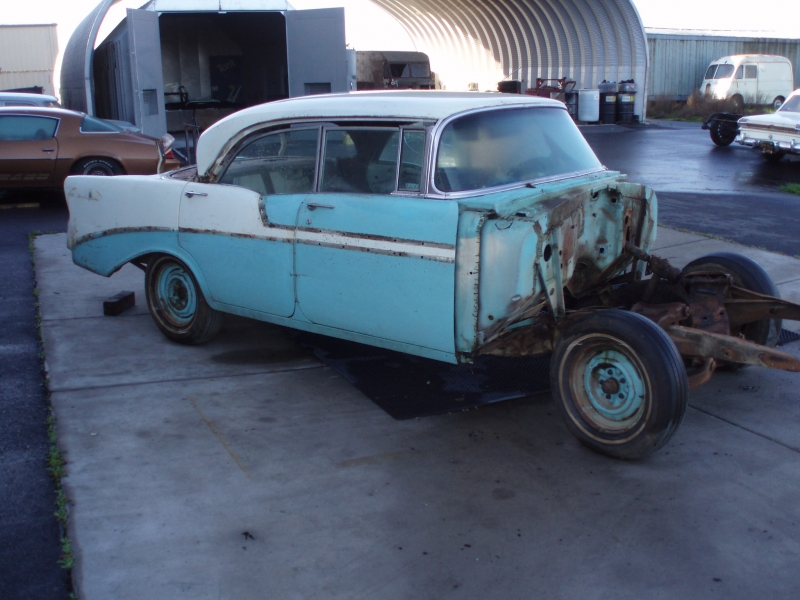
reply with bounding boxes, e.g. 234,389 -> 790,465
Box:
689,404 -> 800,454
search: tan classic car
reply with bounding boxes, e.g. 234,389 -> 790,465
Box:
0,106 -> 179,189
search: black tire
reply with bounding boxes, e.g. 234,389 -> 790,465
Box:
763,151 -> 785,164
73,157 -> 124,176
145,255 -> 223,345
730,94 -> 744,112
550,310 -> 689,460
772,96 -> 785,111
682,253 -> 781,368
708,120 -> 737,147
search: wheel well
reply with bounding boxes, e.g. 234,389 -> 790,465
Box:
70,156 -> 126,175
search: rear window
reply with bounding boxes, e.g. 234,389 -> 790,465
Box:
434,107 -> 602,192
81,115 -> 123,133
0,115 -> 58,141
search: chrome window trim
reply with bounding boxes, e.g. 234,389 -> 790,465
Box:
425,104 -> 607,199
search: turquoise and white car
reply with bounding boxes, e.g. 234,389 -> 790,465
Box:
66,91 -> 800,459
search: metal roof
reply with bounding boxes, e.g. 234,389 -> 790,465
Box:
195,90 -> 562,176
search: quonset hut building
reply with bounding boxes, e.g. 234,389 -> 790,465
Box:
61,0 -> 651,138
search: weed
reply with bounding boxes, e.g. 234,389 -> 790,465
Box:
648,91 -> 774,121
54,488 -> 69,525
780,183 -> 800,196
58,536 -> 74,570
47,445 -> 66,481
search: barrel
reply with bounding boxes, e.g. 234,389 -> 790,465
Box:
564,91 -> 578,121
577,89 -> 600,122
600,92 -> 617,124
616,92 -> 636,123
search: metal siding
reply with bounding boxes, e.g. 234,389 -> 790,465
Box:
647,33 -> 800,100
0,25 -> 58,95
370,0 -> 648,118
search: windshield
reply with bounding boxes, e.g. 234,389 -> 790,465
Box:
779,95 -> 800,113
710,64 -> 735,80
434,107 -> 602,192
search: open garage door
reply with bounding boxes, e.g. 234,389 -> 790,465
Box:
286,8 -> 347,98
127,8 -> 167,137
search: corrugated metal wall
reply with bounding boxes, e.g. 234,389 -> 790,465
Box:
0,24 -> 59,95
647,31 -> 800,101
372,0 -> 649,118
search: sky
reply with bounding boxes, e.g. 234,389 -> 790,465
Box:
2,0 -> 799,97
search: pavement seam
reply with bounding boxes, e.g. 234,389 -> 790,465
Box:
689,404 -> 800,454
47,363 -> 326,394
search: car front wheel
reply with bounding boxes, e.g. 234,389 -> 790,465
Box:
550,310 -> 688,460
145,255 -> 222,344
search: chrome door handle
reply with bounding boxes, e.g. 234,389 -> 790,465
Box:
307,203 -> 335,210
184,191 -> 208,198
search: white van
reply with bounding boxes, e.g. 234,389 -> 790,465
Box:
700,54 -> 794,110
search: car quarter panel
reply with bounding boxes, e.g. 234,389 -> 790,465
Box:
66,175 -> 186,275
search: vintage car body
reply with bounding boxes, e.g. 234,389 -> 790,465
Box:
0,106 -> 179,189
736,89 -> 800,163
66,92 -> 800,459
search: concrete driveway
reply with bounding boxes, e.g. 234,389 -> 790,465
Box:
38,228 -> 800,599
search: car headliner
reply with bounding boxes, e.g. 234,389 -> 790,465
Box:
196,91 -> 564,178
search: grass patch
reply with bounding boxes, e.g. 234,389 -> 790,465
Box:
29,232 -> 76,579
780,183 -> 800,196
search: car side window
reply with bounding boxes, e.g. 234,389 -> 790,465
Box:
734,66 -> 743,80
0,115 -> 58,141
398,130 -> 426,192
218,128 -> 319,195
320,128 -> 401,194
745,65 -> 757,79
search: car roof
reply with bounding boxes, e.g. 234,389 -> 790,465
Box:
0,92 -> 60,104
197,90 -> 563,177
0,106 -> 82,119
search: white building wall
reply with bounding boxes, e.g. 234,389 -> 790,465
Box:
0,24 -> 59,95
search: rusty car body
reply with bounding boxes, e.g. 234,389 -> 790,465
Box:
64,91 -> 800,459
0,106 -> 179,189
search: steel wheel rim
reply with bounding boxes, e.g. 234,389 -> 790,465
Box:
565,335 -> 649,435
156,264 -> 197,326
84,165 -> 113,176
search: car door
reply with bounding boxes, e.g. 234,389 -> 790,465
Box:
0,115 -> 59,187
294,126 -> 459,353
178,126 -> 321,317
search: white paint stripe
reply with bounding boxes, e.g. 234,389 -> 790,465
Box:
297,230 -> 456,261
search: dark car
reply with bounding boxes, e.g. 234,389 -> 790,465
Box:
0,106 -> 179,189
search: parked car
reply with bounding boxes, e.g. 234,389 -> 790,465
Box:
701,54 -> 794,110
0,91 -> 61,107
736,89 -> 800,163
65,91 -> 800,459
0,106 -> 179,189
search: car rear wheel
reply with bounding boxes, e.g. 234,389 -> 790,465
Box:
730,94 -> 744,112
145,255 -> 222,345
550,310 -> 688,460
681,253 -> 781,367
709,120 -> 737,147
73,157 -> 124,176
772,96 -> 785,110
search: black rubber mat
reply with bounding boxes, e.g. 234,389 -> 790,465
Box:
295,332 -> 552,420
778,328 -> 800,346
